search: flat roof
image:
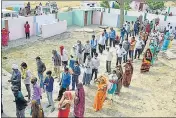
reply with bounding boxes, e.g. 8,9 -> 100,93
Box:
2,9 -> 17,14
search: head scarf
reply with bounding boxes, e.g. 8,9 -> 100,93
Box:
64,91 -> 73,100
12,64 -> 18,70
126,59 -> 133,74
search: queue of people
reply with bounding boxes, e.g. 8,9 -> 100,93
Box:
3,17 -> 175,118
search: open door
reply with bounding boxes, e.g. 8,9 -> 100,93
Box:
84,11 -> 88,26
5,20 -> 8,30
91,11 -> 93,24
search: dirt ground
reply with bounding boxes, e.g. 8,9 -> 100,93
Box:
2,25 -> 176,117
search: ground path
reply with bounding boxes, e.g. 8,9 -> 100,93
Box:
2,25 -> 176,117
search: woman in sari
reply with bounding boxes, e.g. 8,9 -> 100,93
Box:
115,65 -> 123,95
58,91 -> 73,118
161,31 -> 170,51
149,41 -> 157,65
123,60 -> 133,87
31,100 -> 44,118
74,83 -> 85,118
1,28 -> 9,46
140,49 -> 153,73
93,75 -> 107,112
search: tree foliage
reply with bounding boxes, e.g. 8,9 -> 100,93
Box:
146,0 -> 165,10
100,0 -> 110,8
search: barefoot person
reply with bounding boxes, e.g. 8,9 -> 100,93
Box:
116,65 -> 123,95
123,60 -> 133,87
140,49 -> 153,73
58,91 -> 73,118
93,75 -> 107,112
74,83 -> 85,118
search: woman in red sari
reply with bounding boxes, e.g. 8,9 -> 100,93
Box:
1,28 -> 9,46
146,23 -> 151,34
58,91 -> 73,118
123,60 -> 133,87
140,49 -> 153,73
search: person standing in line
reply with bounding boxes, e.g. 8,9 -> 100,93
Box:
36,56 -> 46,89
98,33 -> 106,54
55,67 -> 71,101
134,36 -> 144,59
52,50 -> 61,82
125,22 -> 130,38
134,21 -> 139,36
90,35 -> 98,58
31,77 -> 42,105
91,53 -> 100,81
69,55 -> 75,70
116,44 -> 126,66
83,40 -> 91,63
74,83 -> 85,118
146,22 -> 151,34
24,21 -> 30,39
12,86 -> 27,118
73,40 -> 84,66
130,21 -> 134,37
104,29 -> 109,48
72,61 -> 81,90
21,62 -> 32,102
150,21 -> 153,32
129,37 -> 136,61
106,47 -> 113,74
123,60 -> 133,87
165,23 -> 170,33
8,64 -> 21,91
44,71 -> 55,112
83,55 -> 92,86
60,46 -> 69,67
122,38 -> 130,63
109,27 -> 116,47
120,27 -> 126,43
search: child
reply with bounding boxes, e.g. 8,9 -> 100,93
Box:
108,70 -> 118,103
106,47 -> 113,74
31,77 -> 42,105
44,71 -> 55,112
12,85 -> 28,118
72,61 -> 81,90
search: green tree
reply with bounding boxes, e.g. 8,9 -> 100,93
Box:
100,0 -> 110,8
146,0 -> 165,10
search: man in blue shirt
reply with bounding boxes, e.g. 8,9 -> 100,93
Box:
72,61 -> 81,90
44,70 -> 55,112
90,35 -> 97,57
69,55 -> 75,70
104,29 -> 109,47
120,27 -> 126,43
134,21 -> 139,36
109,27 -> 116,47
56,67 -> 71,101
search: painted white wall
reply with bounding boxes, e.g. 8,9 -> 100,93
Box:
41,20 -> 67,38
8,16 -> 34,40
35,14 -> 56,34
93,11 -> 101,25
146,13 -> 158,21
157,15 -> 165,21
170,7 -> 176,16
127,11 -> 144,17
167,16 -> 176,23
102,12 -> 118,27
110,9 -> 120,14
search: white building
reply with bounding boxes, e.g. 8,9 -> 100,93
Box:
80,1 -> 99,8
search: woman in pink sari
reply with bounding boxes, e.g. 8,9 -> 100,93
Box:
74,83 -> 85,118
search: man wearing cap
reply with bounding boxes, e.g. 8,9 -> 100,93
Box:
8,64 -> 22,91
36,56 -> 46,89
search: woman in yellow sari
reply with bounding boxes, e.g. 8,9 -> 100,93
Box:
93,75 -> 107,112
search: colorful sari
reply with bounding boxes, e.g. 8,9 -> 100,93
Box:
161,32 -> 170,51
1,28 -> 9,46
58,91 -> 72,118
74,83 -> 85,118
93,75 -> 107,112
115,65 -> 123,95
123,60 -> 133,87
149,42 -> 157,65
140,49 -> 152,73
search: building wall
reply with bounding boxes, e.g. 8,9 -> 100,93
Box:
87,11 -> 92,25
2,20 -> 5,29
72,10 -> 84,27
8,16 -> 34,40
124,15 -> 138,22
58,11 -> 73,26
102,12 -> 118,28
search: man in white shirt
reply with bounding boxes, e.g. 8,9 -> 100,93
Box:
106,47 -> 113,74
98,33 -> 106,54
134,36 -> 144,59
116,44 -> 126,65
91,53 -> 100,80
83,40 -> 91,63
73,40 -> 84,65
83,55 -> 92,85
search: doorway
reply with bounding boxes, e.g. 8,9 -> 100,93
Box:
84,11 -> 88,26
91,11 -> 93,24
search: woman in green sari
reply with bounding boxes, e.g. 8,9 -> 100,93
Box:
149,41 -> 157,65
